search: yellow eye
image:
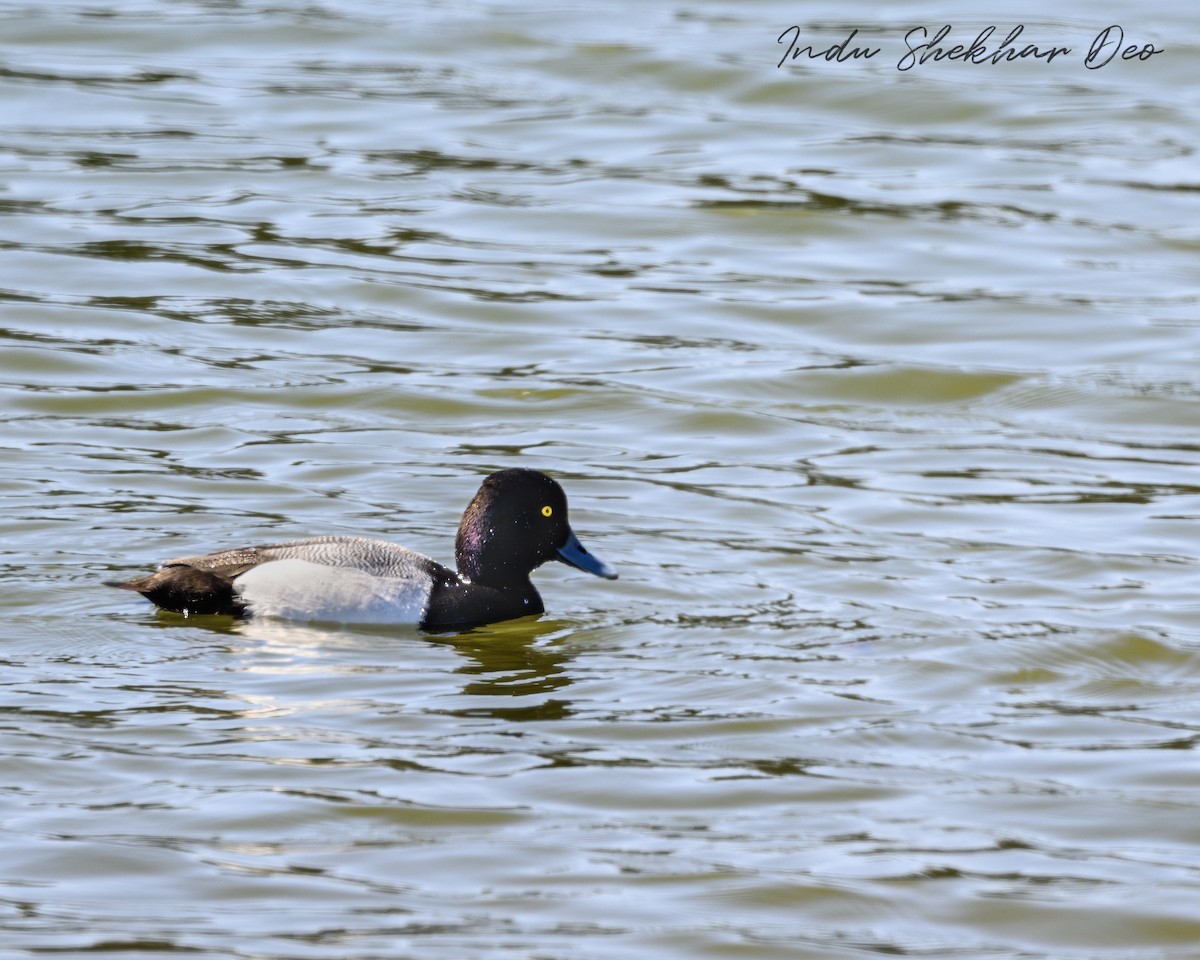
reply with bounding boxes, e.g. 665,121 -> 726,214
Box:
541,505 -> 553,517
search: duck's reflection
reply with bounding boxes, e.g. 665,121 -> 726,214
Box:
145,611 -> 580,721
430,617 -> 577,721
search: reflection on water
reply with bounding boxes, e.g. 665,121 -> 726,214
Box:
245,614 -> 581,718
440,623 -> 577,713
4,0 -> 1200,957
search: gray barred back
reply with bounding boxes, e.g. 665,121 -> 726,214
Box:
168,535 -> 446,581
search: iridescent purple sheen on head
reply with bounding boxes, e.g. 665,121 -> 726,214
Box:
455,516 -> 492,583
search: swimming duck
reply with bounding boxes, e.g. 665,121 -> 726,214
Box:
106,468 -> 617,630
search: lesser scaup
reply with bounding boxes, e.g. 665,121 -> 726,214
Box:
106,468 -> 617,630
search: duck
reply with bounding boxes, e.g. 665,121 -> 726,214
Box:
106,468 -> 618,630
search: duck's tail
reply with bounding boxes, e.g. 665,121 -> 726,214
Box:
105,566 -> 245,617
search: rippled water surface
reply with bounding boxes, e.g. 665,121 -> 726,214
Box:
4,1 -> 1200,957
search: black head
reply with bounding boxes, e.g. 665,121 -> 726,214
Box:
454,468 -> 617,588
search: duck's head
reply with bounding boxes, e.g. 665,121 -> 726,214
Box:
454,468 -> 618,588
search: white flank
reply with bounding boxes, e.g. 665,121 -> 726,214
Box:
235,559 -> 430,624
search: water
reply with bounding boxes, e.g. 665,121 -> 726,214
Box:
3,1 -> 1200,957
